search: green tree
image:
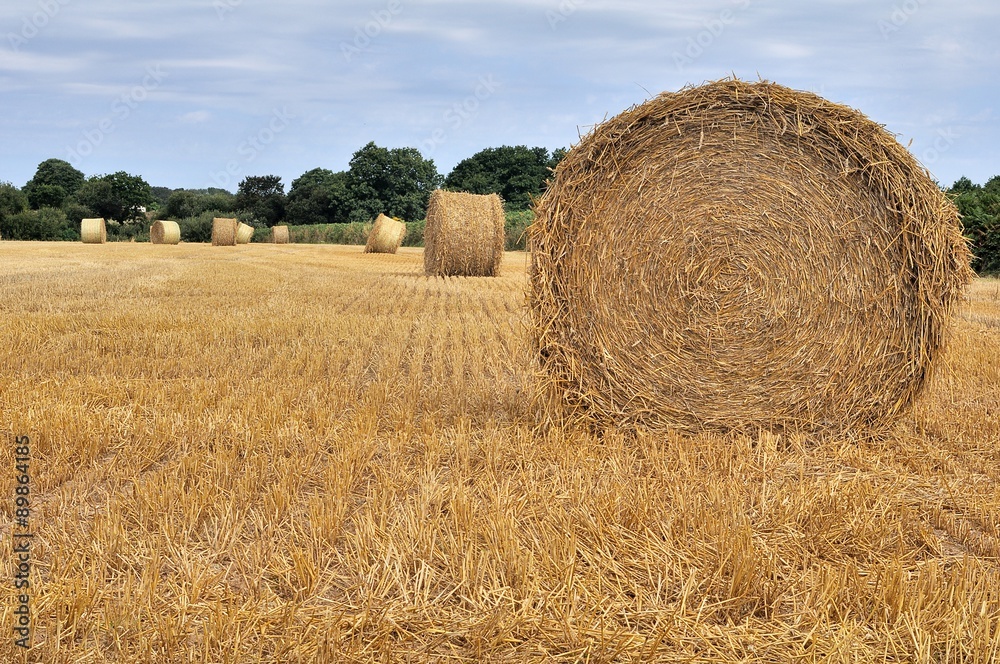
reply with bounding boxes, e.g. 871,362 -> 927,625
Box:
444,145 -> 565,210
150,186 -> 173,209
162,189 -> 235,220
23,158 -> 86,209
984,175 -> 1000,196
1,207 -> 75,241
950,176 -> 1000,274
347,142 -> 442,222
951,176 -> 978,194
285,168 -> 354,225
234,175 -> 286,227
0,182 -> 28,234
75,171 -> 154,224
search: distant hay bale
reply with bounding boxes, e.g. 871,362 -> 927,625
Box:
80,218 -> 107,244
271,225 -> 290,244
364,214 -> 406,254
235,222 -> 254,244
530,78 -> 973,434
212,217 -> 238,246
424,191 -> 504,277
150,220 -> 181,245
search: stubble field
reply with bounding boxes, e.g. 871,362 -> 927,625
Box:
0,241 -> 998,662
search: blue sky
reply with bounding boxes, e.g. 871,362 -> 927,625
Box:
1,0 -> 996,192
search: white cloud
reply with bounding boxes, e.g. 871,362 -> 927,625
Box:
0,48 -> 82,73
178,110 -> 211,124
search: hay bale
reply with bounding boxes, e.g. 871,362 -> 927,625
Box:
80,218 -> 107,244
424,191 -> 504,277
271,225 -> 290,244
530,78 -> 973,434
235,222 -> 254,244
364,214 -> 406,254
150,220 -> 181,245
212,217 -> 238,246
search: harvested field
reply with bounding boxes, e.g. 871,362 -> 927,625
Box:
0,242 -> 998,662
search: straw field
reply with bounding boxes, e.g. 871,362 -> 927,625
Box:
1,242 -> 998,662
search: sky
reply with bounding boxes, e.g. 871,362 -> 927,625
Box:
1,0 -> 997,193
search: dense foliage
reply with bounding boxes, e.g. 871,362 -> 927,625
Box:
23,158 -> 85,209
75,171 -> 154,224
3,142 -> 567,241
444,145 -> 565,210
949,176 -> 1000,274
235,175 -> 286,227
285,169 -> 352,226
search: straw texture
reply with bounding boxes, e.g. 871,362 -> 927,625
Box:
424,191 -> 504,277
364,214 -> 406,254
212,218 -> 238,246
271,225 -> 290,244
530,78 -> 973,434
150,220 -> 181,245
235,222 -> 254,244
80,218 -> 107,244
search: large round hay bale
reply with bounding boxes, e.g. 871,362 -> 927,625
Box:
424,190 -> 504,277
530,78 -> 973,434
80,218 -> 107,244
364,214 -> 406,254
271,225 -> 290,244
235,222 -> 254,244
212,217 -> 238,246
150,220 -> 181,245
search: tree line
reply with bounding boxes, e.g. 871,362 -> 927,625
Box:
949,176 -> 1000,274
0,142 -> 565,242
1,147 -> 997,275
